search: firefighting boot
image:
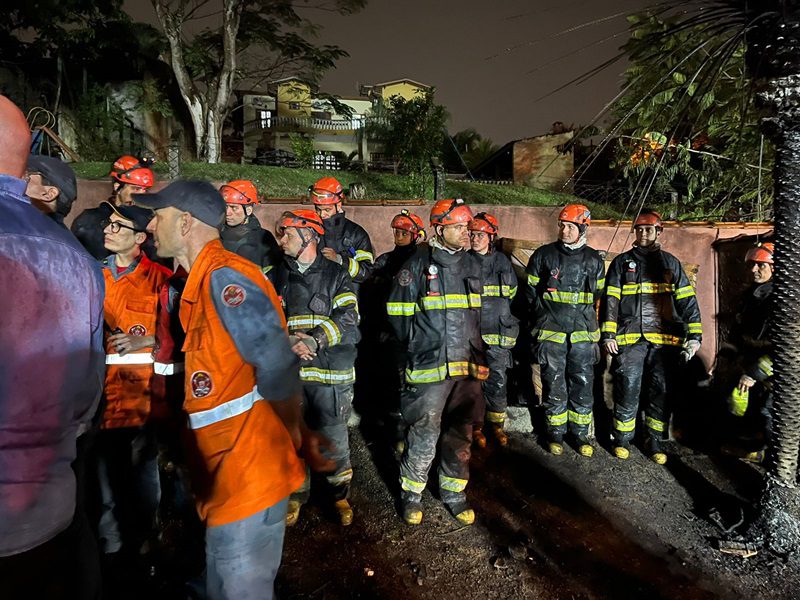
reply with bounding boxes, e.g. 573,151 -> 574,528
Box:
613,441 -> 630,460
490,423 -> 509,447
402,499 -> 424,526
473,425 -> 487,449
646,438 -> 667,465
286,500 -> 302,527
334,499 -> 354,526
575,436 -> 594,458
548,435 -> 564,456
445,500 -> 475,526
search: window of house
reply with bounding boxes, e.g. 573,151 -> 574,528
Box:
289,102 -> 301,110
259,110 -> 271,129
351,115 -> 365,129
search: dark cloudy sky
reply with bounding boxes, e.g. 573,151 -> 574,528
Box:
127,0 -> 652,145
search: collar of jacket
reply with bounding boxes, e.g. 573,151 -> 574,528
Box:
182,239 -> 225,304
221,216 -> 261,241
322,211 -> 346,238
752,280 -> 773,300
105,252 -> 147,282
284,251 -> 327,274
632,242 -> 662,256
0,173 -> 28,200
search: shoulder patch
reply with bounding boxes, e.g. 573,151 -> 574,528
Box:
190,371 -> 213,398
397,269 -> 413,287
221,284 -> 246,307
128,324 -> 147,336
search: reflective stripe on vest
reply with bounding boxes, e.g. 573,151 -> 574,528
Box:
188,385 -> 261,430
154,362 -> 185,376
105,353 -> 154,365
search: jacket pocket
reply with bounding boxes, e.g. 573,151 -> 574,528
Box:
499,313 -> 520,349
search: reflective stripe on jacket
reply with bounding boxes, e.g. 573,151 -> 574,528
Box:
472,249 -> 519,348
319,212 -> 374,287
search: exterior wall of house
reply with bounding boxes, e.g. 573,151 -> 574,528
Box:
513,131 -> 575,191
379,81 -> 427,101
277,80 -> 313,117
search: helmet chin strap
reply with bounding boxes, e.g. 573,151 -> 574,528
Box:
292,228 -> 317,259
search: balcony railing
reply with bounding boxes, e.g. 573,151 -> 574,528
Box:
245,115 -> 387,134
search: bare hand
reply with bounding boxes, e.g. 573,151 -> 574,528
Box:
320,247 -> 339,262
301,430 -> 337,472
738,374 -> 756,394
107,333 -> 153,356
603,339 -> 619,355
290,331 -> 317,361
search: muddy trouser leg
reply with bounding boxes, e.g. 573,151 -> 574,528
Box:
642,345 -> 679,449
483,345 -> 512,425
399,379 -> 454,503
566,341 -> 597,439
439,378 -> 482,505
300,383 -> 353,501
538,341 -> 570,441
611,342 -> 648,445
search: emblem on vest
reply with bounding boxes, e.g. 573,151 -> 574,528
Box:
128,324 -> 147,336
191,371 -> 213,398
221,284 -> 246,307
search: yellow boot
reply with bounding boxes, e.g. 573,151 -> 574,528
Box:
446,501 -> 475,525
473,427 -> 487,449
335,499 -> 354,526
548,441 -> 564,456
286,500 -> 301,527
402,501 -> 423,526
613,446 -> 630,460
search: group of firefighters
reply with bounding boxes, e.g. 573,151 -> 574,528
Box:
15,140 -> 775,598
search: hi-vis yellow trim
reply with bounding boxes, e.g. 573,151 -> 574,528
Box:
354,249 -> 374,263
758,355 -> 773,377
645,416 -> 666,432
287,315 -> 341,346
387,301 -> 417,316
543,290 -> 594,304
333,292 -> 358,309
596,278 -> 606,289
439,475 -> 468,493
614,418 -> 636,432
728,387 -> 749,417
614,332 -> 683,346
483,284 -> 518,299
327,468 -> 353,486
622,282 -> 674,295
482,333 -> 518,348
547,412 -> 568,426
687,322 -> 703,335
674,285 -> 696,300
405,361 -> 489,384
601,321 -> 618,334
528,274 -> 540,287
486,410 -> 506,423
570,330 -> 601,343
347,257 -> 360,278
420,293 -> 481,310
400,477 -> 426,494
299,366 -> 356,385
568,410 -> 593,425
606,285 -> 621,299
532,329 -> 567,343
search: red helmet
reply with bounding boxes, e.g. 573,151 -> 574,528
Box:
276,209 -> 325,236
221,180 -> 258,205
110,155 -> 155,188
391,209 -> 426,239
746,242 -> 774,264
468,212 -> 499,235
634,210 -> 663,230
559,204 -> 591,226
430,198 -> 473,226
309,177 -> 344,205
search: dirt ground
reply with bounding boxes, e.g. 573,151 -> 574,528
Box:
277,423 -> 800,600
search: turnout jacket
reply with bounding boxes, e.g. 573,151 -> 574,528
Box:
734,281 -> 773,381
220,215 -> 280,272
472,249 -> 520,348
270,254 -> 360,386
387,241 -> 488,385
320,211 -> 374,287
526,241 -> 606,344
601,245 -> 702,347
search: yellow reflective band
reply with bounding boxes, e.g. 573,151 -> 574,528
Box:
287,314 -> 341,345
547,412 -> 568,426
596,278 -> 606,289
419,293 -> 481,311
614,418 -> 636,432
405,361 -> 489,384
729,387 -> 749,417
483,285 -> 501,297
645,416 -> 666,432
439,475 -> 468,493
601,321 -> 618,334
758,355 -> 773,377
543,290 -> 594,304
400,476 -> 426,494
687,322 -> 703,334
528,274 -> 540,287
622,282 -> 674,295
642,333 -> 682,346
482,333 -> 518,347
486,410 -> 506,424
333,292 -> 358,309
347,257 -> 359,278
570,330 -> 600,343
299,366 -> 356,385
320,319 -> 341,346
615,333 -> 643,346
354,249 -> 374,263
674,285 -> 695,300
261,265 -> 274,275
327,468 -> 354,486
533,329 -> 567,343
568,410 -> 593,425
468,293 -> 482,307
387,301 -> 417,316
505,285 -> 518,299
606,285 -> 621,299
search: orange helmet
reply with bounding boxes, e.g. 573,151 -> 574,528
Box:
559,204 -> 591,226
276,209 -> 325,236
430,198 -> 473,226
746,242 -> 774,264
634,210 -> 663,230
221,180 -> 258,205
469,212 -> 499,235
391,209 -> 426,240
110,155 -> 155,188
309,177 -> 345,205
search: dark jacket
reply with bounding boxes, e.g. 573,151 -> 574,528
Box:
472,249 -> 519,348
387,241 -> 487,385
526,241 -> 606,344
601,245 -> 702,347
270,254 -> 360,386
70,203 -> 114,260
320,211 -> 374,288
220,215 -> 280,272
734,281 -> 773,381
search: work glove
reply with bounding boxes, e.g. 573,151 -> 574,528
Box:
728,386 -> 749,417
681,339 -> 701,362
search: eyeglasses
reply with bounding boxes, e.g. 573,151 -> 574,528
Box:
101,218 -> 142,234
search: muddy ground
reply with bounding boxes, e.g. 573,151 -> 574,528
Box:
278,422 -> 800,600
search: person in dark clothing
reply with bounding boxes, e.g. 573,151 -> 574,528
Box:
71,155 -> 155,259
309,176 -> 374,290
526,204 -> 605,457
219,179 -> 280,272
387,198 -> 486,527
469,212 -> 519,448
24,155 -> 78,228
601,210 -> 702,464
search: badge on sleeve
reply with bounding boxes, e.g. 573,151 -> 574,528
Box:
191,371 -> 213,398
128,324 -> 147,336
397,269 -> 413,287
221,284 -> 246,307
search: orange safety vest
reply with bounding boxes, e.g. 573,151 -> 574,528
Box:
180,240 -> 305,527
103,254 -> 172,429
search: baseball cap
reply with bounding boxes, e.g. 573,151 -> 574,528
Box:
26,155 -> 77,203
133,179 -> 226,229
102,201 -> 153,232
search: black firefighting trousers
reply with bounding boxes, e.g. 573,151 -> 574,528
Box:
478,345 -> 512,425
293,383 -> 353,502
399,377 -> 482,505
538,340 -> 596,440
611,342 -> 679,446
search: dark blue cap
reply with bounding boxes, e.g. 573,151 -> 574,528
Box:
133,179 -> 225,229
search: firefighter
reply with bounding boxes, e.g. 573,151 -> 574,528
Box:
24,154 -> 78,228
725,242 -> 774,461
72,155 -> 156,259
387,198 -> 487,526
526,205 -> 605,457
469,212 -> 519,448
220,179 -> 280,271
97,202 -> 172,559
309,176 -> 374,289
601,210 -> 702,464
270,209 -> 360,527
136,180 -> 331,599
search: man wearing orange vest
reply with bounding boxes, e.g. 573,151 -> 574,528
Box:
97,202 -> 172,561
137,180 -> 330,600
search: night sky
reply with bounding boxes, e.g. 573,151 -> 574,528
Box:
126,0 -> 653,145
